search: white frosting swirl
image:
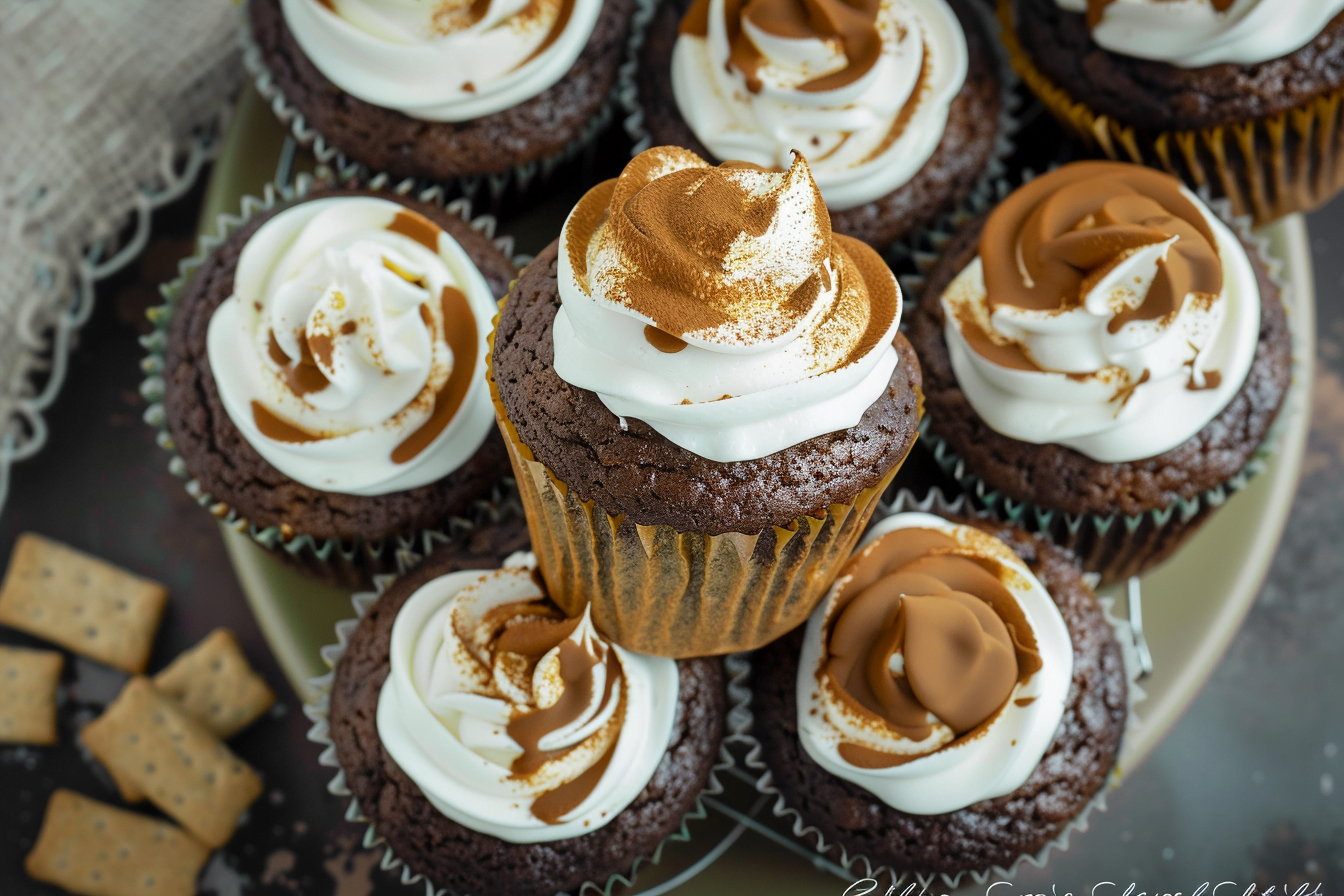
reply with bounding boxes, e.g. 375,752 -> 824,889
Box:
940,185 -> 1261,464
551,146 -> 902,463
1055,0 -> 1344,68
378,558 -> 680,843
279,0 -> 602,121
797,512 -> 1073,815
670,0 -> 967,211
207,196 -> 498,495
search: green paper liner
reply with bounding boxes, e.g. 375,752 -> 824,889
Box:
724,486 -> 1148,889
240,1 -> 619,207
998,0 -> 1344,226
138,172 -> 523,586
303,547 -> 737,896
486,294 -> 916,657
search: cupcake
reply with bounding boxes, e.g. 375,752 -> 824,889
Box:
247,0 -> 636,185
153,187 -> 520,583
1000,0 -> 1344,223
906,160 -> 1292,584
489,145 -> 923,657
320,549 -> 726,896
631,0 -> 1003,247
748,509 -> 1129,878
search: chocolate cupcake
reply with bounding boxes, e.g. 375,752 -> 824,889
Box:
905,160 -> 1292,584
489,145 -> 923,657
315,548 -> 726,896
145,185 -> 519,584
246,0 -> 636,187
629,0 -> 1003,248
748,509 -> 1129,879
1000,0 -> 1344,223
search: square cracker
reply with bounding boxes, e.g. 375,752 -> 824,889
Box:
25,789 -> 210,896
154,629 -> 276,738
0,644 -> 63,744
0,534 -> 167,674
80,677 -> 263,848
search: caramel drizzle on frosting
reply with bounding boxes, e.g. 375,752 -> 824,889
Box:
472,599 -> 625,825
566,146 -> 896,367
251,208 -> 478,460
680,0 -> 881,94
970,161 -> 1223,372
823,527 -> 1042,769
1085,0 -> 1235,30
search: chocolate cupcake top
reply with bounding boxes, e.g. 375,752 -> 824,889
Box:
796,511 -> 1073,815
206,195 -> 499,495
1053,0 -> 1344,68
551,145 -> 902,462
377,556 -> 681,843
278,0 -> 604,121
669,0 -> 967,210
937,160 -> 1264,463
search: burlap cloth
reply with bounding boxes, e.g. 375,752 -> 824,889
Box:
0,0 -> 243,509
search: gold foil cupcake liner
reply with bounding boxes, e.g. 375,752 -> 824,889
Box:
238,3 -> 617,207
139,171 -> 525,586
304,546 -> 738,896
909,186 -> 1303,586
997,0 -> 1344,226
486,300 -> 913,657
725,486 -> 1149,889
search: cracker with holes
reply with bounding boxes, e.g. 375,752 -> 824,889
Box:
0,644 -> 63,744
80,677 -> 263,847
154,629 -> 275,738
0,534 -> 167,674
25,789 -> 210,896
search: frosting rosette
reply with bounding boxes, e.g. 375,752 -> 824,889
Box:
377,559 -> 680,843
669,0 -> 967,210
1055,0 -> 1344,68
551,145 -> 901,462
797,511 -> 1072,815
279,0 -> 603,121
206,196 -> 498,495
939,160 -> 1262,463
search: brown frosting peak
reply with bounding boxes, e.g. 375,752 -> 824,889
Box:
680,0 -> 881,94
821,526 -> 1042,764
979,161 -> 1222,339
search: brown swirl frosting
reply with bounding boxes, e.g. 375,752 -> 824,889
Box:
982,161 -> 1221,332
680,0 -> 882,94
820,526 -> 1042,768
564,145 -> 896,354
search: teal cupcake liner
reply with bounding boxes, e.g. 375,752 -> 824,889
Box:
906,186 -> 1303,585
726,486 -> 1148,890
239,2 -> 618,207
138,171 -> 524,586
305,547 -> 736,896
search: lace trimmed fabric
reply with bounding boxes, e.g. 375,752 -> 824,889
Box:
0,0 -> 243,509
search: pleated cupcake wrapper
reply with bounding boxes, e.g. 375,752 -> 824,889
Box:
139,171 -> 526,579
616,0 -> 1022,256
723,485 -> 1148,890
997,0 -> 1344,226
485,295 -> 912,656
238,3 -> 617,206
303,546 -> 740,896
903,171 -> 1303,584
